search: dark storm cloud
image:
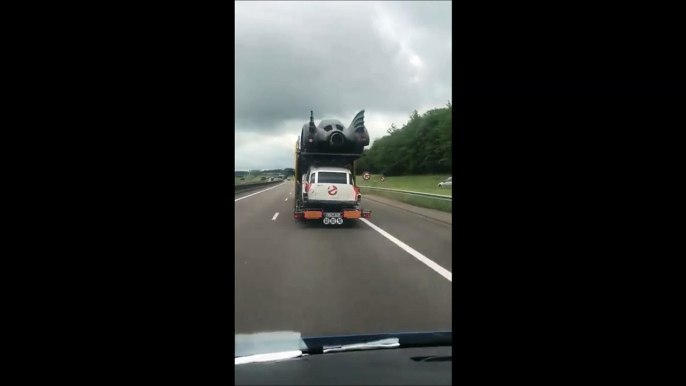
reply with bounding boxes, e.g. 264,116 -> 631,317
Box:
235,1 -> 451,170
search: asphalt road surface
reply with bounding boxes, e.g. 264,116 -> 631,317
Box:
235,182 -> 452,337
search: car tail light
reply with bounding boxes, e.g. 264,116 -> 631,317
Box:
343,210 -> 361,219
363,212 -> 371,218
304,211 -> 323,219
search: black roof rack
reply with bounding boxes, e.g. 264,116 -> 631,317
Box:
297,151 -> 362,170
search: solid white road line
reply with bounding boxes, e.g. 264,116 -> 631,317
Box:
272,212 -> 279,221
360,218 -> 452,282
235,182 -> 285,202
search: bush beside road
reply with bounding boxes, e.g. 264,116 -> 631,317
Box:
236,177 -> 259,185
235,175 -> 289,185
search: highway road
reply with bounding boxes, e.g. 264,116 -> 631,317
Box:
235,182 -> 452,337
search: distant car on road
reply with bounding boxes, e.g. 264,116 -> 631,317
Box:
438,177 -> 452,188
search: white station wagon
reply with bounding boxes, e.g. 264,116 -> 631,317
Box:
438,177 -> 452,188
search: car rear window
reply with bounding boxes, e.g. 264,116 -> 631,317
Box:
318,172 -> 348,184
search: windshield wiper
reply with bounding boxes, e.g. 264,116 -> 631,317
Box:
235,350 -> 305,365
302,331 -> 451,354
235,331 -> 452,364
322,337 -> 399,353
234,338 -> 400,365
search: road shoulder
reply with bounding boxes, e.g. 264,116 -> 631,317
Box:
363,194 -> 452,225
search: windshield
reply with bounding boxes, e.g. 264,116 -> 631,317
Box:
235,0 -> 452,362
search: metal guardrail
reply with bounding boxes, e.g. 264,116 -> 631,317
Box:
358,186 -> 452,201
235,180 -> 283,193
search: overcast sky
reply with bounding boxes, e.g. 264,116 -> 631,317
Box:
235,1 -> 452,171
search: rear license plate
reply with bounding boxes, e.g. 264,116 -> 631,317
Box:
324,212 -> 342,218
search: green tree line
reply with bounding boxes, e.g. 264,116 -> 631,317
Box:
235,168 -> 295,178
355,101 -> 452,176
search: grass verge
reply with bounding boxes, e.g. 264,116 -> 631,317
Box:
357,174 -> 452,196
361,189 -> 452,213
